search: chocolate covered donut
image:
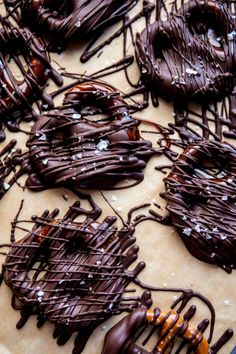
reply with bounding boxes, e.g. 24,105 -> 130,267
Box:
164,140 -> 236,273
0,18 -> 62,140
136,0 -> 235,103
26,82 -> 154,191
3,198 -> 151,354
4,0 -> 137,46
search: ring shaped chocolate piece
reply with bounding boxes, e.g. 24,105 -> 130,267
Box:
0,22 -> 62,122
164,140 -> 236,273
102,307 -> 209,354
26,82 -> 153,190
17,0 -> 137,40
136,0 -> 235,103
3,200 -> 146,353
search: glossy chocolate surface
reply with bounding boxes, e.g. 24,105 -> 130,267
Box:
0,18 -> 62,140
0,1 -> 235,353
136,0 -> 235,103
3,197 -> 151,353
4,0 -> 137,47
102,306 -> 233,354
165,140 -> 236,273
26,82 -> 154,191
0,140 -> 23,198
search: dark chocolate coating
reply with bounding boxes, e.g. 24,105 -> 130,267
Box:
0,18 -> 62,140
164,140 -> 236,273
135,0 -> 235,103
3,198 -> 151,354
5,0 -> 137,41
26,82 -> 154,191
102,306 -> 148,354
102,306 -> 233,353
0,140 -> 23,198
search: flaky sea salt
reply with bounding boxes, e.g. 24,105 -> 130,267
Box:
185,67 -> 198,75
42,158 -> 48,166
3,182 -> 10,191
228,31 -> 236,40
97,140 -> 109,151
38,133 -> 47,141
72,113 -> 81,119
111,195 -> 118,202
183,228 -> 192,236
75,20 -> 81,28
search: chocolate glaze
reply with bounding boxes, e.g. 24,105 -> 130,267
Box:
102,306 -> 233,354
4,0 -> 137,51
26,82 -> 155,191
164,140 -> 236,273
0,17 -> 63,141
135,0 -> 236,104
2,196 -> 152,354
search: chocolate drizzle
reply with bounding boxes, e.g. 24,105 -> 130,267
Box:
26,82 -> 155,191
169,90 -> 236,144
0,140 -> 24,198
102,305 -> 233,354
131,0 -> 236,146
2,195 -> 234,353
164,140 -> 236,273
4,0 -> 138,53
0,0 -> 234,352
2,196 -> 152,354
135,0 -> 235,104
0,17 -> 63,140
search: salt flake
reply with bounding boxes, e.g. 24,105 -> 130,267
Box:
183,228 -> 192,236
185,67 -> 198,75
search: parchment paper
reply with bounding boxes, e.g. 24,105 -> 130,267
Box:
0,2 -> 235,353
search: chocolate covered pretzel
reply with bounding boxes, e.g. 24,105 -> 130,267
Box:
164,140 -> 236,273
0,19 -> 62,139
26,82 -> 154,191
5,0 -> 137,44
102,306 -> 232,354
136,0 -> 235,103
3,198 -> 151,353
